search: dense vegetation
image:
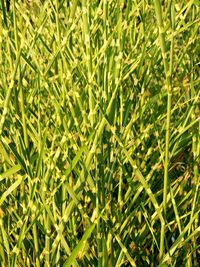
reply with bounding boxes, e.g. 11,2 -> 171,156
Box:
0,0 -> 199,266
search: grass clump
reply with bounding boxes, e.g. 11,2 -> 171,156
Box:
0,0 -> 199,266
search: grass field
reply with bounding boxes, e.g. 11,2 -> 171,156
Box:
0,0 -> 199,266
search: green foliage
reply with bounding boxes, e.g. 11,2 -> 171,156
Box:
0,0 -> 199,266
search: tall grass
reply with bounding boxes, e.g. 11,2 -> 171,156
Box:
0,0 -> 199,266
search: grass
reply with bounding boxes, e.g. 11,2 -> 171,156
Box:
0,0 -> 199,266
